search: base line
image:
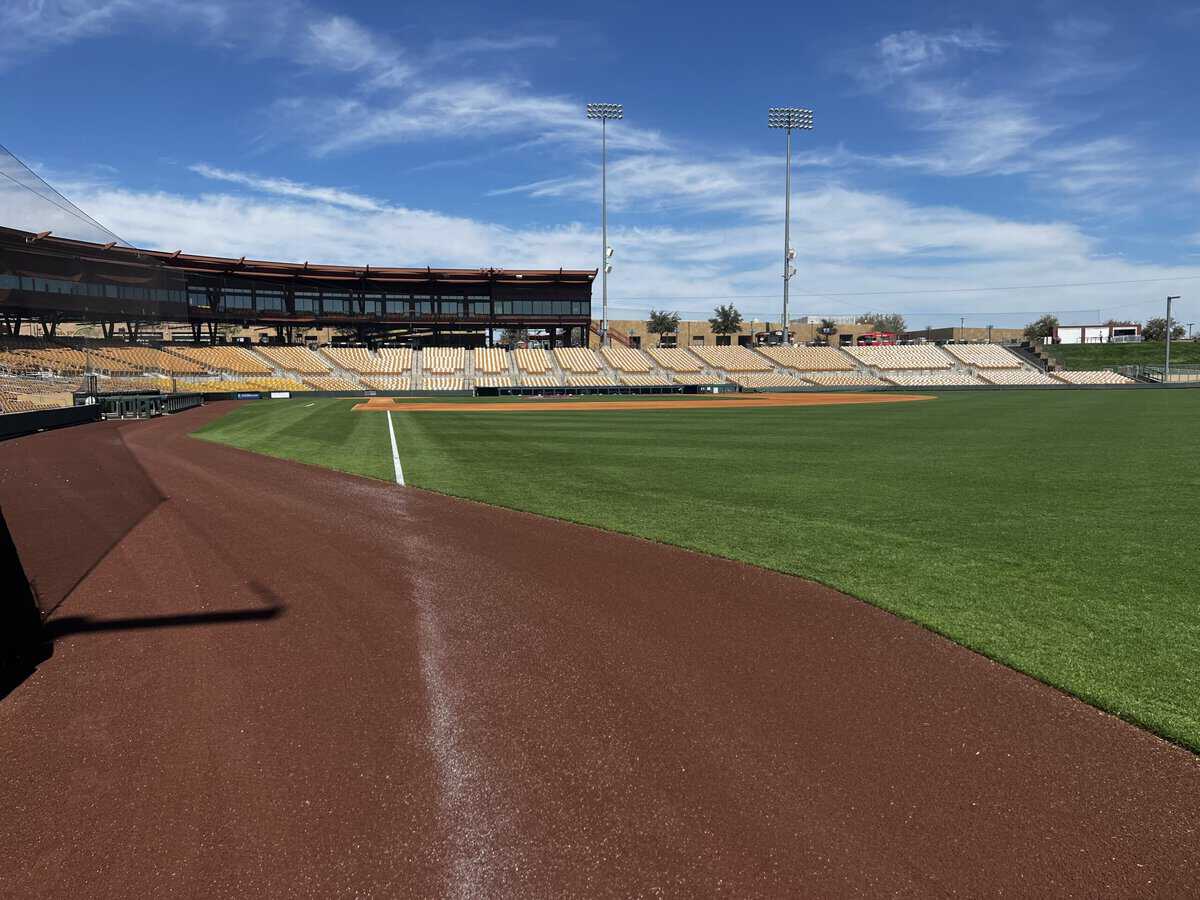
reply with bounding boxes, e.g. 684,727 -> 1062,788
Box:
385,410 -> 405,486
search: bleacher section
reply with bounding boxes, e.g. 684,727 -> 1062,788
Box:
691,347 -> 771,372
601,345 -> 653,373
804,372 -> 888,387
422,347 -> 466,374
757,345 -> 855,371
473,348 -> 509,374
476,374 -> 517,388
1053,371 -> 1135,385
96,376 -> 173,392
422,377 -> 468,391
258,346 -> 333,374
647,348 -> 703,373
181,377 -> 310,393
0,338 -> 1167,397
170,346 -> 273,375
323,348 -> 412,374
845,345 -> 951,370
0,345 -> 93,375
978,369 -> 1059,386
728,373 -> 810,389
304,376 -> 361,391
514,349 -> 553,374
94,346 -> 209,375
883,371 -> 982,386
520,374 -> 561,387
555,347 -> 602,373
942,344 -> 1022,369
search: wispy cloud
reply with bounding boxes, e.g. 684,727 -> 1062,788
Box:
0,0 -> 234,69
870,27 -> 1004,81
188,164 -> 383,211
849,25 -> 1163,213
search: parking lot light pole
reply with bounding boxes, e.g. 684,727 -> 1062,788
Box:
586,102 -> 622,347
768,107 -> 813,344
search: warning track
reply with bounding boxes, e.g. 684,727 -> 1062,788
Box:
353,391 -> 933,413
0,403 -> 1197,897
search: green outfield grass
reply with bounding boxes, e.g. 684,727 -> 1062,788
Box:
194,391 -> 1200,750
1045,340 -> 1200,370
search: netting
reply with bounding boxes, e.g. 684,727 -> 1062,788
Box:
0,144 -> 128,246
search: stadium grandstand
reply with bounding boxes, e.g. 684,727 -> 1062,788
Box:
0,144 -> 1177,410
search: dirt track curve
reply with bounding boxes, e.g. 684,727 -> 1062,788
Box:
1,403 -> 1198,898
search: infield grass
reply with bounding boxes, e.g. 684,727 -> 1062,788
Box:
194,390 -> 1200,751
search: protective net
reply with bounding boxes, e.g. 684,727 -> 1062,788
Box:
0,143 -> 128,246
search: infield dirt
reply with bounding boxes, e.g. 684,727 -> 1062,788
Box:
353,391 -> 933,413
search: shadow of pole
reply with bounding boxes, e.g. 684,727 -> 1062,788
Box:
44,606 -> 284,639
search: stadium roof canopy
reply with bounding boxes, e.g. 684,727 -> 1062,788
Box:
4,227 -> 595,288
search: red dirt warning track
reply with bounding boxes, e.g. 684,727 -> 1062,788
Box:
0,404 -> 1198,897
353,391 -> 932,412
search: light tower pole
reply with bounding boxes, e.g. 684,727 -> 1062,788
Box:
586,102 -> 622,347
768,107 -> 813,344
1166,295 -> 1180,378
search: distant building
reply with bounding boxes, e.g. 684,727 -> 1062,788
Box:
1053,323 -> 1141,344
900,326 -> 1025,344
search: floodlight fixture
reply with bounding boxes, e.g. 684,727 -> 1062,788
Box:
768,107 -> 814,130
769,105 -> 815,340
586,103 -> 624,119
588,101 -> 624,345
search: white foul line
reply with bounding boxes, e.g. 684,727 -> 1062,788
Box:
386,410 -> 406,486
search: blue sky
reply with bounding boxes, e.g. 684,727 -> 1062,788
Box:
3,0 -> 1199,329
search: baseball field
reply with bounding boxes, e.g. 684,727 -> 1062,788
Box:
195,388 -> 1200,751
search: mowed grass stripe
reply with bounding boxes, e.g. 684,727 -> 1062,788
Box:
193,398 -> 395,483
194,391 -> 1200,750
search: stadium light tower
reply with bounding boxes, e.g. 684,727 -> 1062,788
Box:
1166,295 -> 1180,377
587,102 -> 622,346
768,107 -> 813,344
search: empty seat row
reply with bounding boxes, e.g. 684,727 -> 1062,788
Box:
323,347 -> 412,374
690,346 -> 772,372
845,345 -> 952,370
554,347 -> 602,373
1052,370 -> 1134,385
942,344 -> 1021,369
258,346 -> 332,373
756,345 -> 855,371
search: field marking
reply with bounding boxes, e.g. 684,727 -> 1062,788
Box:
303,402 -> 315,408
385,411 -> 406,486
